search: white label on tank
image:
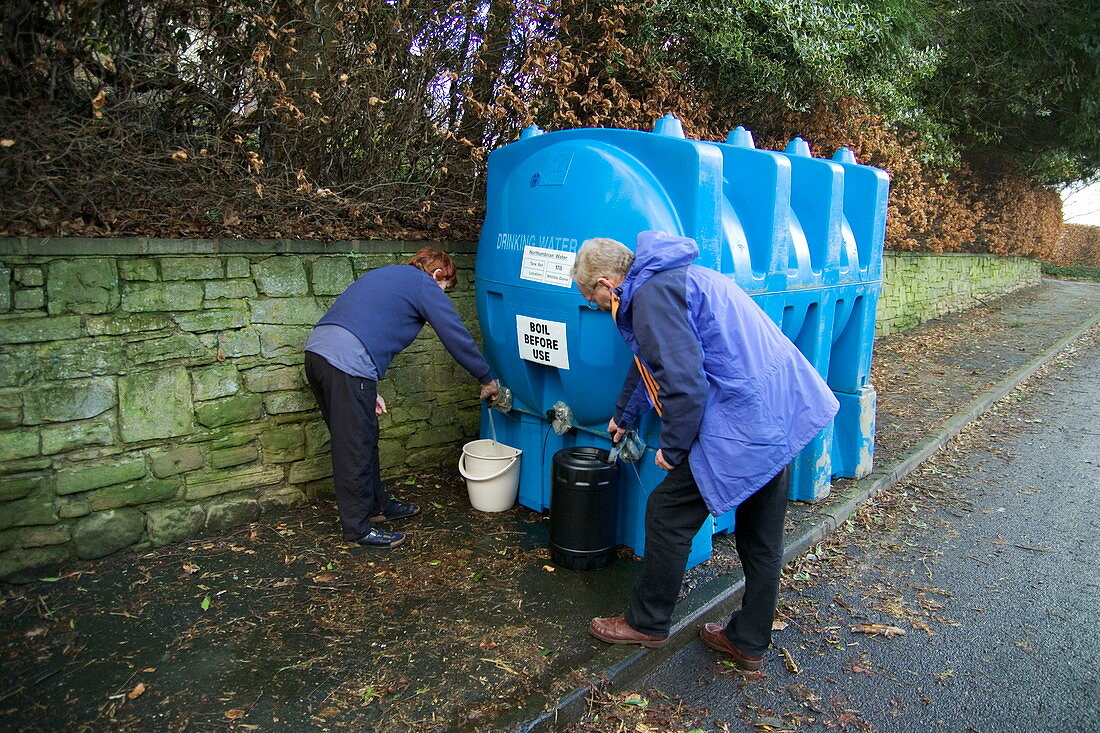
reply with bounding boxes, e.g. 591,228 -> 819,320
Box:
519,245 -> 576,287
516,315 -> 570,370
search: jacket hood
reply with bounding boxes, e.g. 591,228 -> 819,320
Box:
618,231 -> 699,312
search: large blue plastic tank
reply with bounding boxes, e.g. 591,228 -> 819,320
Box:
475,116 -> 889,568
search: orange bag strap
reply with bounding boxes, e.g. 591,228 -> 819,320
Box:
610,290 -> 663,417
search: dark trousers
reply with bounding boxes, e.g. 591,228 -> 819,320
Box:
625,460 -> 789,656
304,352 -> 388,541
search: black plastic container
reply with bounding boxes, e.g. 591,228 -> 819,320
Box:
549,447 -> 619,570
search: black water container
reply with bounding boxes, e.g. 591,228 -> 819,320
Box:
550,447 -> 618,570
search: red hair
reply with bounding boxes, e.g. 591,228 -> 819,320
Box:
407,248 -> 456,284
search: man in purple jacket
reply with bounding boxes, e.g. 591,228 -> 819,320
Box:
573,231 -> 838,670
305,249 -> 499,548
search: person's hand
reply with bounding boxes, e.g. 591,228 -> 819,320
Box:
375,393 -> 387,415
655,449 -> 675,471
480,379 -> 500,402
607,417 -> 626,444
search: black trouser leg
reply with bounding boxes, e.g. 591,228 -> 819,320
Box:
726,466 -> 789,656
625,460 -> 711,637
304,352 -> 388,541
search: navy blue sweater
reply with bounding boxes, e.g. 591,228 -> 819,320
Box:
317,264 -> 492,383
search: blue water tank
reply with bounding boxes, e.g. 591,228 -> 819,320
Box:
475,116 -> 889,568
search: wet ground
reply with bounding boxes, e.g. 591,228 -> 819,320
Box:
1,279 -> 1098,732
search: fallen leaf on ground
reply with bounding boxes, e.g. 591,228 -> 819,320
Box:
779,646 -> 801,674
849,653 -> 875,676
851,623 -> 905,638
481,658 -> 519,675
127,682 -> 145,699
225,708 -> 245,720
910,617 -> 933,635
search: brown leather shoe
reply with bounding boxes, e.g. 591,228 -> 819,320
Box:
699,622 -> 764,670
588,614 -> 668,648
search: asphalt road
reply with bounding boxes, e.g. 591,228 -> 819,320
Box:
634,333 -> 1100,732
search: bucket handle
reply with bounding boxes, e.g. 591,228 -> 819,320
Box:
458,452 -> 518,482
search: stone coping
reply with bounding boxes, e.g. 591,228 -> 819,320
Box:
885,251 -> 1035,261
0,238 -> 476,257
0,238 -> 1037,262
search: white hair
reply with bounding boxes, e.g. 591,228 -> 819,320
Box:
572,237 -> 634,295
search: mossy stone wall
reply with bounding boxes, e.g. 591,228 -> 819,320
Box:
877,253 -> 1040,336
0,239 -> 481,580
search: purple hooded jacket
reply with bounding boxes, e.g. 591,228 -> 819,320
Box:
613,231 -> 839,515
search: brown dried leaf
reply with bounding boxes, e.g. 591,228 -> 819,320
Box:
851,623 -> 906,638
225,708 -> 246,720
91,89 -> 106,118
779,646 -> 801,674
127,682 -> 146,699
910,617 -> 934,635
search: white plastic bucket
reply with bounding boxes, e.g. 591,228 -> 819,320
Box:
458,439 -> 522,512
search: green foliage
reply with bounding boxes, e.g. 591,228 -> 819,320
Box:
1040,263 -> 1100,281
642,0 -> 931,108
920,0 -> 1100,185
635,0 -> 953,160
634,0 -> 1100,182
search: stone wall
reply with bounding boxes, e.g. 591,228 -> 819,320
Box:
0,240 -> 1041,580
876,252 -> 1041,336
0,239 -> 481,580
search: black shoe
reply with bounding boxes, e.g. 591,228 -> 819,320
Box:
354,528 -> 405,548
371,499 -> 420,523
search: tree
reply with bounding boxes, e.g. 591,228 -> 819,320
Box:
920,0 -> 1100,185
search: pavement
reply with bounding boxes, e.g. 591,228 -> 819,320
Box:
636,324 -> 1100,732
2,278 -> 1098,732
512,277 -> 1100,731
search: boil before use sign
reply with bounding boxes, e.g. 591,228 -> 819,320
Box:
515,315 -> 570,369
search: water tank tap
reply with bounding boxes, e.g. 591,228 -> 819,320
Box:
549,401 -> 574,435
618,431 -> 645,463
607,430 -> 645,464
491,384 -> 513,413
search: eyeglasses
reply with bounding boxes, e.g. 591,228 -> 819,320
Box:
583,282 -> 604,310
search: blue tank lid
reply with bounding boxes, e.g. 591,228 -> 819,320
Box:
520,124 -> 545,140
785,137 -> 812,157
726,126 -> 756,148
653,114 -> 685,138
832,147 -> 857,165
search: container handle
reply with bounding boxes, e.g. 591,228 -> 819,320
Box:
458,452 -> 518,482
